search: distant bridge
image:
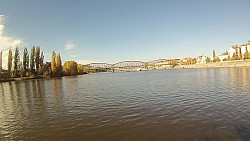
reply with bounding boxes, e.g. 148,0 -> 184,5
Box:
85,59 -> 181,72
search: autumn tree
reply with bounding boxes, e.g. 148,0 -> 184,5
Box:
39,51 -> 44,74
56,53 -> 62,76
23,47 -> 29,74
206,57 -> 211,63
19,61 -> 26,77
213,56 -> 221,62
51,51 -> 57,76
13,46 -> 21,77
8,48 -> 12,77
244,47 -> 250,59
30,46 -> 35,73
63,61 -> 78,76
192,58 -> 197,64
186,58 -> 192,65
77,64 -> 84,75
43,62 -> 51,78
35,46 -> 40,73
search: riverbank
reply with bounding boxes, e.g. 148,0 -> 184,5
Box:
0,73 -> 89,83
176,59 -> 250,69
2,60 -> 250,83
0,76 -> 44,83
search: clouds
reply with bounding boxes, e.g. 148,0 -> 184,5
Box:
0,15 -> 23,68
64,40 -> 75,51
0,15 -> 22,49
64,40 -> 80,59
0,15 -> 4,36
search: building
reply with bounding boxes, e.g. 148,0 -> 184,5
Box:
228,46 -> 238,58
227,43 -> 250,59
218,55 -> 228,61
196,55 -> 207,64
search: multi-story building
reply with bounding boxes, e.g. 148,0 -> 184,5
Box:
196,55 -> 207,64
227,42 -> 250,59
228,45 -> 238,58
217,55 -> 228,61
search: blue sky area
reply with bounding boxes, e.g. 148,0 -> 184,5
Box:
0,0 -> 250,65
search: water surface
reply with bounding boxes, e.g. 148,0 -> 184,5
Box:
0,68 -> 250,141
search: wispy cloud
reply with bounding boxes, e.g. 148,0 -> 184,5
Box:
64,40 -> 74,51
0,15 -> 23,68
74,59 -> 99,65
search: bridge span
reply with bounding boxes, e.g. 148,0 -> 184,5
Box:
85,59 -> 181,72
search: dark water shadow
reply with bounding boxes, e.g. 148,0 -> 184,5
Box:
233,123 -> 250,141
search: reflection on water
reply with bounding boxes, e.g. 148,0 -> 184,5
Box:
0,68 -> 250,140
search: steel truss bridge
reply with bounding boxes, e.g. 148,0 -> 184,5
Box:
85,59 -> 181,72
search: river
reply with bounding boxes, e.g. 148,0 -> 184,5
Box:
0,68 -> 250,141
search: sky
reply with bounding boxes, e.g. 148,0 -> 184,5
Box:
1,0 -> 250,67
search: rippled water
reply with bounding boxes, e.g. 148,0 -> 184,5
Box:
1,68 -> 250,141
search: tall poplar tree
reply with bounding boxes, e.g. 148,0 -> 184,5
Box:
13,46 -> 20,77
30,46 -> 35,73
56,53 -> 62,76
35,46 -> 40,72
51,51 -> 56,75
23,47 -> 29,73
39,51 -> 44,73
8,48 -> 12,77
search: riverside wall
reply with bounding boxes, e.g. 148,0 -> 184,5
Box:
176,60 -> 250,69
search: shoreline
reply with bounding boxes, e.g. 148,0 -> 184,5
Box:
1,60 -> 250,83
176,59 -> 250,69
0,75 -> 80,83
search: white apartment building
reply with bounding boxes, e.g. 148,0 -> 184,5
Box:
228,46 -> 237,58
218,55 -> 228,61
196,55 -> 207,64
227,43 -> 250,59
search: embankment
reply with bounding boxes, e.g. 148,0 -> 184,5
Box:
177,60 -> 250,69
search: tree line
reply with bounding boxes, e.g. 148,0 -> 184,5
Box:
0,46 -> 85,81
1,46 -> 44,79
